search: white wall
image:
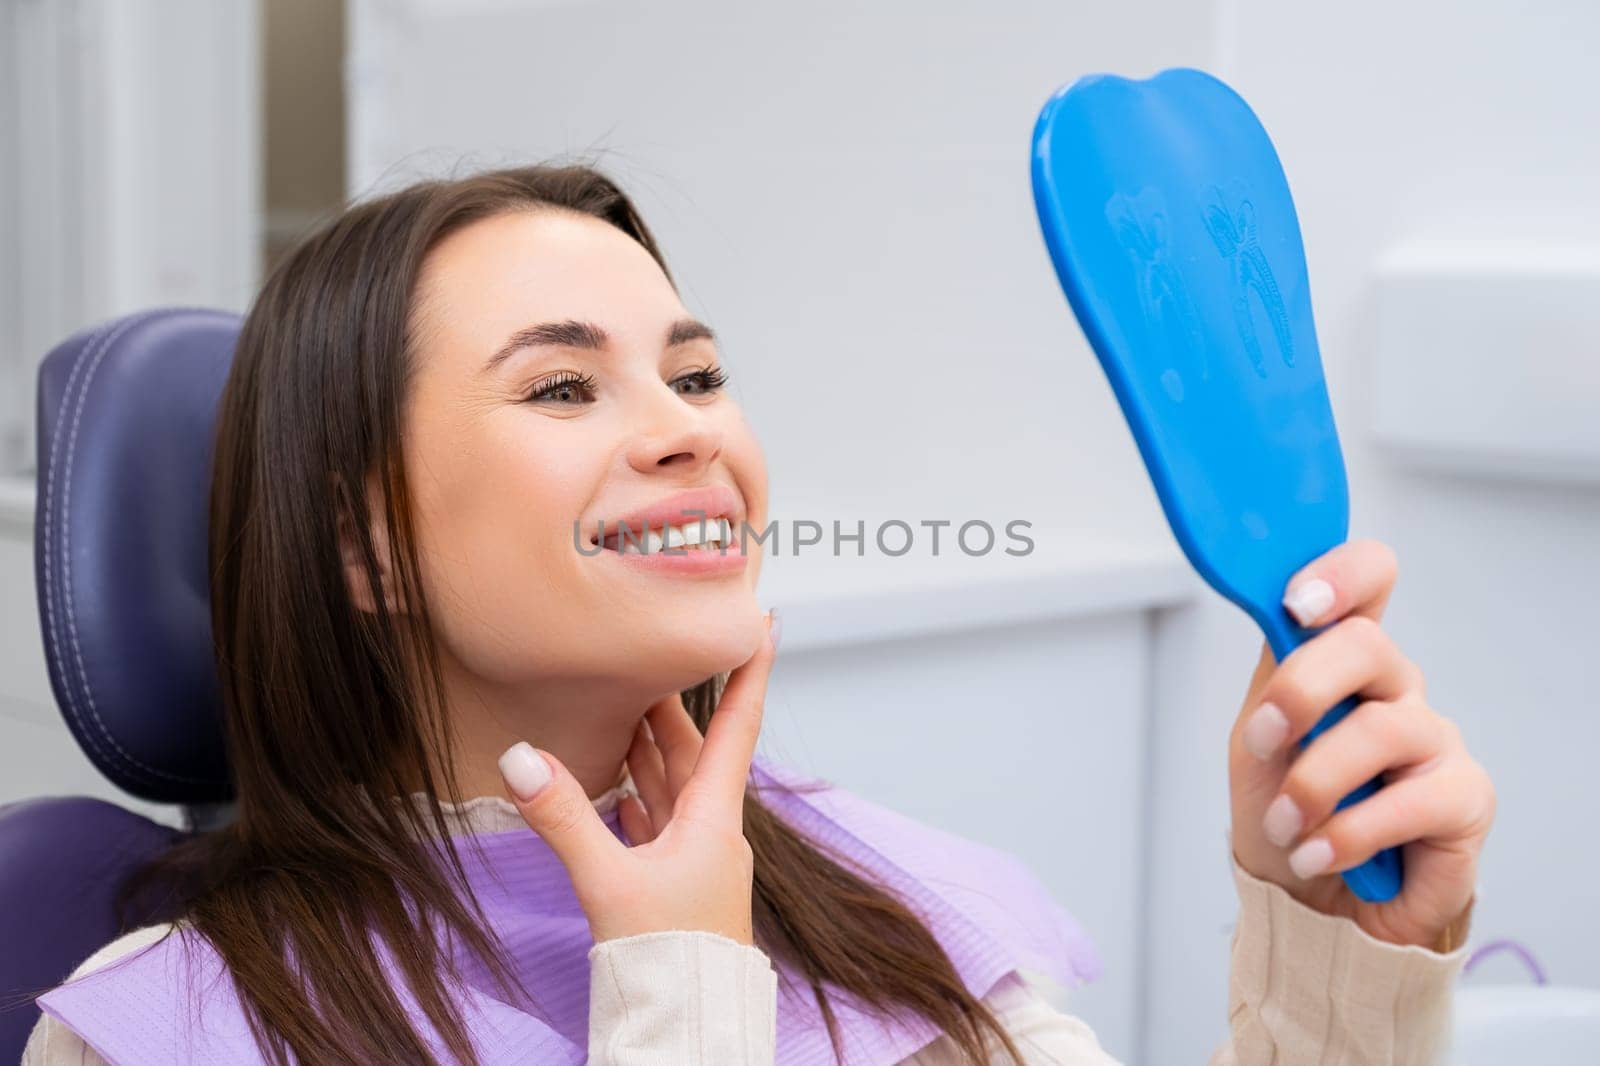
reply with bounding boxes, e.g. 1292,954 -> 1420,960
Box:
0,0 -> 259,476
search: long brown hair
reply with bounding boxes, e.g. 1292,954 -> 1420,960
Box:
117,164 -> 1027,1064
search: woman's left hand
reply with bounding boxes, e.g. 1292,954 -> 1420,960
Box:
1228,538 -> 1496,950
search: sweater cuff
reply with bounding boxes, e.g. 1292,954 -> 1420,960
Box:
587,930 -> 777,1065
1228,855 -> 1470,1065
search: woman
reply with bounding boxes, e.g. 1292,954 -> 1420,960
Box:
25,164 -> 1494,1064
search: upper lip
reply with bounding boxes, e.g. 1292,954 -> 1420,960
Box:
590,484 -> 743,546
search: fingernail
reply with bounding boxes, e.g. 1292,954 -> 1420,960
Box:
1289,837 -> 1334,879
498,741 -> 552,802
768,607 -> 783,652
1263,793 -> 1303,847
1283,577 -> 1335,627
1242,702 -> 1290,761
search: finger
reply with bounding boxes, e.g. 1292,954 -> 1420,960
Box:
684,610 -> 777,820
1244,616 -> 1424,757
618,793 -> 656,845
626,717 -> 673,829
645,693 -> 705,797
1283,537 -> 1399,628
1263,698 -> 1452,847
1282,759 -> 1494,880
498,742 -> 622,881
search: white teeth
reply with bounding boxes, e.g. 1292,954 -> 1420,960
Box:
618,530 -> 663,555
612,518 -> 734,555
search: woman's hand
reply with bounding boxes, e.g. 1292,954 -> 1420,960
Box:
498,610 -> 779,946
1228,540 -> 1495,950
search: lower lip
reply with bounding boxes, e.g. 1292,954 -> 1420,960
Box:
592,543 -> 751,576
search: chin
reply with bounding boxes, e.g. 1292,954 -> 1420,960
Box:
640,599 -> 766,689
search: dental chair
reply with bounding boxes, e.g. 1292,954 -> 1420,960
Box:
0,308 -> 242,1061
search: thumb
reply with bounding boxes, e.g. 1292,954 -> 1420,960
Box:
498,742 -> 620,882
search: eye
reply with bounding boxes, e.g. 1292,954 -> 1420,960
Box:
524,370 -> 597,405
671,364 -> 729,398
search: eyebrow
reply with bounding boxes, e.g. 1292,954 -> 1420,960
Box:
483,317 -> 716,373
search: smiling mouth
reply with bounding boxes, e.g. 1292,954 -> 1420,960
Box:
591,517 -> 737,555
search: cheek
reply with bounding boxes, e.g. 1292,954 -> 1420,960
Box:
723,418 -> 769,585
408,415 -> 608,680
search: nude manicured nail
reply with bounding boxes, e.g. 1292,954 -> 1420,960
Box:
1242,702 -> 1290,761
499,741 -> 551,802
1283,577 -> 1335,626
1289,837 -> 1334,879
1263,794 -> 1303,847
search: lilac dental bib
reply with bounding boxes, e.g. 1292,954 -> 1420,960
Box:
37,756 -> 1101,1064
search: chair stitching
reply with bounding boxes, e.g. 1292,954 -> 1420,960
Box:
43,316 -> 124,778
52,308 -> 219,786
63,308 -> 217,784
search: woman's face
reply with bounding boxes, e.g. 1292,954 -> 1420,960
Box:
398,208 -> 768,702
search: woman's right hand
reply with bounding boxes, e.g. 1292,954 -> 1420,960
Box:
497,610 -> 779,946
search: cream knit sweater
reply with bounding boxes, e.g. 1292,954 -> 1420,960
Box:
25,775 -> 1468,1064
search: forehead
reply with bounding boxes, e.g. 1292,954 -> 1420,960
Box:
410,208 -> 683,360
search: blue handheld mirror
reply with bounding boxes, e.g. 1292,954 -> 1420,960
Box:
1030,67 -> 1402,902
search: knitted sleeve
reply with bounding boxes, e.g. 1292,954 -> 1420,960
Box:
1212,857 -> 1470,1065
587,929 -> 779,1065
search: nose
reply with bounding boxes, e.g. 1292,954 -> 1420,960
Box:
625,389 -> 724,476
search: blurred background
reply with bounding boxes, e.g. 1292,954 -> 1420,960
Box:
1,1 -> 1596,1061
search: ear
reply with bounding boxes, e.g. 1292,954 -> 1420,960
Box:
333,470 -> 404,616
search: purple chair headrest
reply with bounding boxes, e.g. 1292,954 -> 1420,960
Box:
33,308 -> 241,804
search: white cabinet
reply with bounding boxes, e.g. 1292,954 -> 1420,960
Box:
1372,243 -> 1600,485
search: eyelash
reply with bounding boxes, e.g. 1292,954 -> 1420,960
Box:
522,365 -> 730,405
